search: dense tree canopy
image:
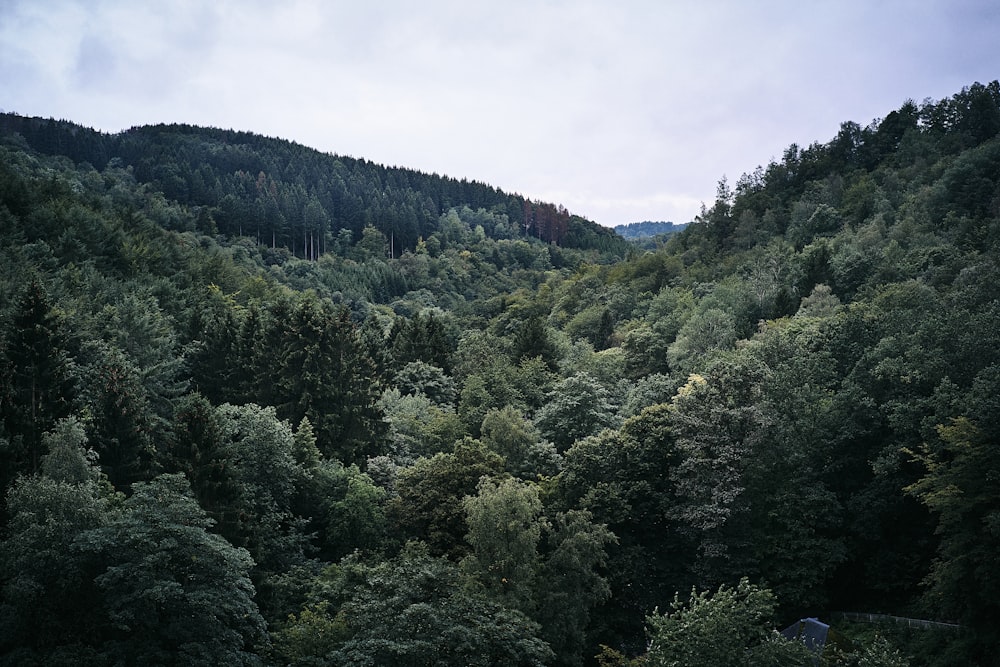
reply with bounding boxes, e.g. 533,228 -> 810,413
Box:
2,81 -> 1000,664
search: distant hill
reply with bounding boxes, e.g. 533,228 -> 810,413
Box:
0,114 -> 627,258
613,220 -> 689,239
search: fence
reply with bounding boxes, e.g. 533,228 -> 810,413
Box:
830,611 -> 962,632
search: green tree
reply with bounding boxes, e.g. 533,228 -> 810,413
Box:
187,285 -> 242,406
0,418 -> 113,664
667,368 -> 761,583
796,282 -> 843,318
535,373 -> 619,452
389,313 -> 454,374
555,404 -> 690,653
276,543 -> 552,666
645,579 -> 809,667
77,473 -> 267,665
621,286 -> 694,377
299,458 -> 388,561
565,305 -> 615,350
1,278 -> 76,489
462,477 -> 616,665
215,403 -> 310,572
79,343 -> 156,491
393,360 -> 456,405
161,392 -> 238,528
234,298 -> 290,408
458,356 -> 555,435
93,293 -> 188,426
291,415 -> 322,471
480,405 -> 560,478
462,477 -> 543,612
379,387 -> 464,460
354,225 -> 388,261
737,321 -> 847,612
666,307 -> 737,374
275,293 -> 386,463
388,439 -> 503,557
906,417 -> 1000,657
535,509 -> 616,666
512,315 -> 561,371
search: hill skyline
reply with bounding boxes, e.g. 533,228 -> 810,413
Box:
4,2 -> 998,226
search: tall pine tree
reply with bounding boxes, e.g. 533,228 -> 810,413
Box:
1,278 -> 76,490
274,293 -> 386,464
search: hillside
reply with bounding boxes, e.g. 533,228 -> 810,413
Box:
0,114 -> 627,260
2,81 -> 999,666
612,220 -> 688,239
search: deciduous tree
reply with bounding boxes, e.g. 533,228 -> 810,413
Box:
645,579 -> 809,667
77,473 -> 268,665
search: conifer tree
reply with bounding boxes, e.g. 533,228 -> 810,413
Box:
1,278 -> 76,488
275,294 -> 386,464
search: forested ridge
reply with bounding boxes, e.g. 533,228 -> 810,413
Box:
1,80 -> 999,666
612,221 -> 688,240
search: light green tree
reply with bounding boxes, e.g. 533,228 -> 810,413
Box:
666,307 -> 737,374
462,476 -> 617,666
462,477 -> 543,612
645,578 -> 809,667
534,372 -> 618,452
480,405 -> 560,478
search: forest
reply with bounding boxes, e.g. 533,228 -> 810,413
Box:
611,221 -> 688,241
1,80 -> 999,666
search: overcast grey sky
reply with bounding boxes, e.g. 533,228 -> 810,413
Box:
2,1 -> 999,226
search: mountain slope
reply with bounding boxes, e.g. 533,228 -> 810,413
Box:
2,81 -> 999,664
0,114 -> 627,258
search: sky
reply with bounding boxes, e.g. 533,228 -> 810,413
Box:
2,1 -> 999,227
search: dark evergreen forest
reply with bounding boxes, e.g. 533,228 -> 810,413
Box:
2,80 -> 999,666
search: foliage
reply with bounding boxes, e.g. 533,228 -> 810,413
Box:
0,423 -> 113,662
0,278 -> 76,489
387,438 -> 504,557
273,543 -> 553,666
2,80 -> 1000,664
463,477 -> 543,611
905,417 -> 1000,659
534,372 -> 619,452
76,473 -> 268,665
644,579 -> 810,667
613,221 -> 688,240
480,405 -> 561,478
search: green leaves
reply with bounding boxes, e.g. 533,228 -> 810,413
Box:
79,474 -> 268,665
3,82 -> 1000,666
274,544 -> 553,667
274,294 -> 386,464
535,372 -> 619,452
906,417 -> 1000,652
1,466 -> 112,657
1,278 -> 76,486
645,579 -> 809,667
463,477 -> 543,612
462,477 -> 617,665
388,439 -> 503,557
3,445 -> 266,664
